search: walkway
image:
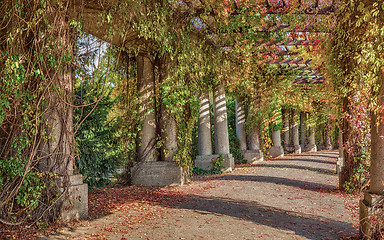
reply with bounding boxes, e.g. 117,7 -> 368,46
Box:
43,151 -> 358,240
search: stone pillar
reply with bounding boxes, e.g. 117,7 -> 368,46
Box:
324,118 -> 333,150
300,112 -> 306,151
246,123 -> 264,163
212,83 -> 234,172
37,11 -> 87,221
282,108 -> 290,152
136,55 -> 158,162
198,93 -> 213,156
131,55 -> 183,186
360,108 -> 384,238
235,99 -> 247,152
195,93 -> 216,170
307,125 -> 317,152
268,130 -> 284,158
336,129 -> 344,176
292,110 -> 301,154
160,107 -> 177,162
213,83 -> 230,155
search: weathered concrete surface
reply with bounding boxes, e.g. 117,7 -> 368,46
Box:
195,155 -> 221,170
359,192 -> 382,239
45,151 -> 358,240
131,161 -> 184,186
59,175 -> 88,221
195,154 -> 234,172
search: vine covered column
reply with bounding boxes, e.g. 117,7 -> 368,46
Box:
136,55 -> 158,162
131,55 -> 183,186
38,7 -> 88,221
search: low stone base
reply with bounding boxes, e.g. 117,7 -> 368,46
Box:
131,161 -> 184,186
267,146 -> 284,158
195,153 -> 234,172
60,174 -> 88,221
243,150 -> 264,164
306,144 -> 317,152
359,192 -> 383,239
195,155 -> 217,170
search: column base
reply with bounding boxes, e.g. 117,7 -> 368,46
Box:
195,155 -> 217,170
60,174 -> 88,221
336,157 -> 344,175
243,150 -> 264,164
267,146 -> 284,158
306,144 -> 317,152
131,161 -> 184,186
359,192 -> 384,239
195,154 -> 234,172
293,145 -> 301,154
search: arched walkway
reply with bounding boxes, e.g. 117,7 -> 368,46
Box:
43,151 -> 358,239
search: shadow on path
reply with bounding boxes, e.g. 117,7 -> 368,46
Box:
170,194 -> 354,240
270,157 -> 336,165
218,175 -> 337,192
252,163 -> 336,175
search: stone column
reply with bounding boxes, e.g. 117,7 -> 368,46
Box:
292,110 -> 301,154
160,107 -> 177,162
37,10 -> 87,221
235,99 -> 247,152
360,93 -> 384,237
195,93 -> 217,170
300,112 -> 306,151
268,129 -> 284,158
307,125 -> 317,152
198,93 -> 213,156
246,123 -> 264,163
136,55 -> 158,162
336,129 -> 344,176
282,108 -> 290,152
369,110 -> 384,194
212,83 -> 234,172
324,118 -> 333,150
131,55 -> 183,186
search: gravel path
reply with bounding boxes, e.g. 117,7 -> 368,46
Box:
43,151 -> 358,240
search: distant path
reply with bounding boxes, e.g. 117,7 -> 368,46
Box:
43,151 -> 358,240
